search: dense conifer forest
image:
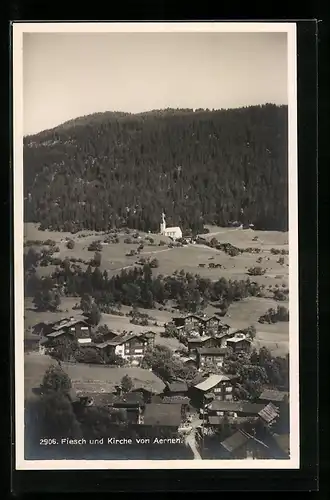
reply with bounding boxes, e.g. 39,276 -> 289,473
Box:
23,104 -> 288,233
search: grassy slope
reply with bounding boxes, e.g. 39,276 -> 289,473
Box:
24,223 -> 290,357
24,352 -> 165,400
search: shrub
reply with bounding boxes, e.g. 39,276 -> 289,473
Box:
40,365 -> 72,394
88,240 -> 102,252
258,305 -> 289,324
66,239 -> 75,249
121,375 -> 133,392
75,347 -> 105,364
247,266 -> 266,276
91,251 -> 102,267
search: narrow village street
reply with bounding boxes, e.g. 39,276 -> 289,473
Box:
185,428 -> 202,460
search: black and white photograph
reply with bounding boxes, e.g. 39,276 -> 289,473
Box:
13,22 -> 298,469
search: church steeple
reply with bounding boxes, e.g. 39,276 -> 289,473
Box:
160,211 -> 166,234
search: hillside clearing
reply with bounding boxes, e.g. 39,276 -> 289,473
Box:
24,352 -> 165,400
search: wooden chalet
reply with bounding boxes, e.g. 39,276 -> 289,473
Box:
94,331 -> 154,362
193,374 -> 234,407
38,316 -> 92,353
187,336 -> 219,355
226,333 -> 252,353
172,314 -> 230,334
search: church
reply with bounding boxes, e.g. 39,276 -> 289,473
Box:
159,211 -> 182,240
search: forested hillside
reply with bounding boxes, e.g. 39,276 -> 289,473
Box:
23,104 -> 288,233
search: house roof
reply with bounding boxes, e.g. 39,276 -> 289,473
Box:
206,400 -> 266,414
258,402 -> 280,423
47,329 -> 67,338
227,336 -> 251,344
220,430 -> 250,453
166,381 -> 188,393
162,396 -> 190,404
259,389 -> 289,402
51,317 -> 88,331
179,356 -> 196,364
207,400 -> 243,412
143,403 -> 182,426
204,315 -> 221,323
194,374 -> 230,392
239,403 -> 267,415
197,347 -> 228,356
95,333 -> 142,348
94,340 -> 117,349
188,336 -> 212,344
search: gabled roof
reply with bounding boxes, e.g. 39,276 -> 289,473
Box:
194,374 -> 230,392
206,400 -> 266,414
46,329 -> 67,338
162,396 -> 190,404
188,336 -> 212,344
227,335 -> 251,344
95,333 -> 143,348
239,403 -> 267,415
197,347 -> 228,356
143,403 -> 182,426
258,402 -> 280,423
207,400 -> 243,412
220,430 -> 250,453
166,381 -> 188,393
259,389 -> 289,402
204,315 -> 222,323
178,356 -> 196,364
51,317 -> 88,331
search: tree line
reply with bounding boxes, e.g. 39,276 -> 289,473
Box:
24,105 -> 288,233
25,255 -> 264,314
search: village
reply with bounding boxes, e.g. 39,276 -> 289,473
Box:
25,303 -> 290,460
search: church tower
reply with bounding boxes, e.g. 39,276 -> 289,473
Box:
160,211 -> 166,234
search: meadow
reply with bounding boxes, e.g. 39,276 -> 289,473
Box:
24,352 -> 165,400
24,222 -> 290,358
25,222 -> 289,287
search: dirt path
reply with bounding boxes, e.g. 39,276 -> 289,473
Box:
185,429 -> 202,460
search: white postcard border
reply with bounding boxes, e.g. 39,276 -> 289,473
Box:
13,21 -> 299,470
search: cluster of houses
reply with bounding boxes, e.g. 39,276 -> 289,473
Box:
171,312 -> 252,370
26,312 -> 289,459
27,317 -> 156,365
64,373 -> 289,459
26,311 -> 251,371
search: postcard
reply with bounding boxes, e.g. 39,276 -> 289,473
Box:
13,21 -> 299,470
